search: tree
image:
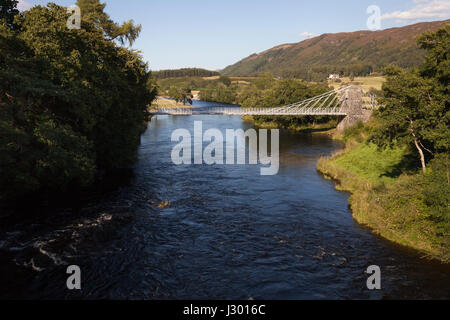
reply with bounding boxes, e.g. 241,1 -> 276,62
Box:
255,72 -> 275,90
418,25 -> 449,90
168,86 -> 193,105
218,76 -> 231,87
168,86 -> 181,102
371,25 -> 449,173
372,67 -> 432,172
0,0 -> 19,28
181,88 -> 193,105
77,0 -> 141,46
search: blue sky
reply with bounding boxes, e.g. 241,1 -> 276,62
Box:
19,0 -> 450,71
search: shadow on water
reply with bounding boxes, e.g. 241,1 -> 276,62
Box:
0,168 -> 136,223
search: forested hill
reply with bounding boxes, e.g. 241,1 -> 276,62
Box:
222,20 -> 450,80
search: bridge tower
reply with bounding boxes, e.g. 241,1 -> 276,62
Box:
336,86 -> 372,133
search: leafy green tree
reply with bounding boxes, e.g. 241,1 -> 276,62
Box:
168,86 -> 181,102
181,89 -> 193,105
168,86 -> 193,105
372,25 -> 449,173
418,25 -> 449,91
0,0 -> 19,28
372,67 -> 433,172
77,0 -> 141,46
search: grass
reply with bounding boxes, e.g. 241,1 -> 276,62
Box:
318,129 -> 449,263
333,143 -> 406,184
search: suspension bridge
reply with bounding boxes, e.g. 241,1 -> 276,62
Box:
151,85 -> 373,132
151,85 -> 373,116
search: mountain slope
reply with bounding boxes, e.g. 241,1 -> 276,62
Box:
222,20 -> 449,78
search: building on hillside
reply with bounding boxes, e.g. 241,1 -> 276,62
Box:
329,74 -> 340,79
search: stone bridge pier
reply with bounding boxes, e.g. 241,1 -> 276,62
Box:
336,86 -> 372,133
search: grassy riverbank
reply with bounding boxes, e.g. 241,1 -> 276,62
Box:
242,116 -> 339,134
317,124 -> 449,263
148,97 -> 194,114
151,97 -> 194,109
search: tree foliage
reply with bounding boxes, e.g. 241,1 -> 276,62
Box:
200,88 -> 236,104
77,0 -> 141,46
168,86 -> 193,105
0,0 -> 19,28
0,2 -> 155,200
371,25 -> 449,172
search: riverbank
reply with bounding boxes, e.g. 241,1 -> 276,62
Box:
151,97 -> 194,109
148,97 -> 194,115
317,126 -> 449,263
242,115 -> 338,135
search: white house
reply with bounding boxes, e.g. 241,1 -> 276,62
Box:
329,74 -> 340,79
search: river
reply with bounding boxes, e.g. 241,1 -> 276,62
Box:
0,100 -> 449,300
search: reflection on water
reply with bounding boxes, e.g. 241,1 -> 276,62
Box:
0,101 -> 449,299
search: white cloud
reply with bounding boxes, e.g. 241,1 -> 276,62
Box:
381,0 -> 450,21
17,0 -> 32,11
300,31 -> 317,39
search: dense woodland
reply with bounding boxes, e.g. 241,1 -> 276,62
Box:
0,0 -> 156,201
153,68 -> 219,79
157,75 -> 239,104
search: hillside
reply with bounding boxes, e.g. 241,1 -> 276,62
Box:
222,20 -> 449,80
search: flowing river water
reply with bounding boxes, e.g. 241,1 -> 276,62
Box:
0,100 -> 449,300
